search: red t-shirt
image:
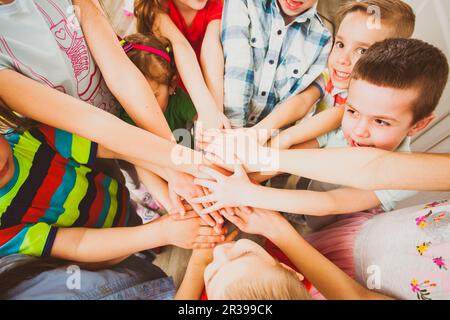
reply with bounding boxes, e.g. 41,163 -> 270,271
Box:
167,0 -> 223,92
168,0 -> 223,60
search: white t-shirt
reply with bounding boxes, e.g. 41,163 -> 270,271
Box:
0,0 -> 120,115
312,128 -> 417,212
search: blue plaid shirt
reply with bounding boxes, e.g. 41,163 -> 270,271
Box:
222,0 -> 332,128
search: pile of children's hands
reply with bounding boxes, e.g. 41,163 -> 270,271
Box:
189,207 -> 289,266
164,125 -> 283,242
198,127 -> 280,173
192,163 -> 256,215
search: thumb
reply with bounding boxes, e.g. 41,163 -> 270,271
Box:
169,190 -> 185,216
234,158 -> 246,176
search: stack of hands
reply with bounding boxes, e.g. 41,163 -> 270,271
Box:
163,127 -> 283,250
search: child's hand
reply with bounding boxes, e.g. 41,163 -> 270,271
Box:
166,171 -> 224,229
162,214 -> 226,249
189,227 -> 240,266
192,163 -> 255,215
268,130 -> 293,150
197,110 -> 231,132
195,113 -> 231,152
202,128 -> 278,173
222,207 -> 288,240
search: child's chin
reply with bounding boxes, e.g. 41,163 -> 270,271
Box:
331,77 -> 350,90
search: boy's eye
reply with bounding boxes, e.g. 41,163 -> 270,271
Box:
375,119 -> 390,126
335,41 -> 344,49
357,47 -> 368,55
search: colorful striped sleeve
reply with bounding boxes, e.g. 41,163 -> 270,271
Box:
0,223 -> 58,257
31,126 -> 98,165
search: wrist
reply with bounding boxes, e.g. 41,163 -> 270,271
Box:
265,217 -> 297,245
240,183 -> 264,207
252,146 -> 279,173
189,254 -> 213,268
153,216 -> 172,246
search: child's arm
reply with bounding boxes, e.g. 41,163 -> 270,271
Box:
97,145 -> 225,227
0,69 -> 204,177
74,0 -> 173,140
157,14 -> 228,130
193,164 -> 381,216
200,20 -> 225,112
202,129 -> 450,191
269,107 -> 344,150
252,85 -> 321,140
51,215 -> 225,263
224,208 -> 391,300
75,1 -> 212,218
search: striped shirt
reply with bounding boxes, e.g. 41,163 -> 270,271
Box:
222,0 -> 332,128
0,127 -> 132,257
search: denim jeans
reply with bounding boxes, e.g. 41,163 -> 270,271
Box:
1,254 -> 175,300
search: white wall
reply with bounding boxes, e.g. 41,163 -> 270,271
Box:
404,0 -> 450,153
398,0 -> 450,206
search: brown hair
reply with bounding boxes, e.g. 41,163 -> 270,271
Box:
337,0 -> 415,38
134,0 -> 166,34
216,263 -> 311,300
352,38 -> 449,124
123,33 -> 176,86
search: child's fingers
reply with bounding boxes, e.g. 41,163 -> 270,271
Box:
171,211 -> 198,221
210,210 -> 224,225
198,226 -> 225,236
194,235 -> 226,244
234,160 -> 246,176
191,194 -> 216,204
201,128 -> 222,138
204,152 -> 232,172
194,179 -> 216,190
201,203 -> 224,216
198,165 -> 226,181
169,191 -> 186,216
225,207 -> 235,217
240,206 -> 253,214
187,200 -> 216,227
222,119 -> 232,130
193,243 -> 216,250
222,211 -> 246,231
199,133 -> 216,143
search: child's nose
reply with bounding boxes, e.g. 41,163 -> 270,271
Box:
353,119 -> 370,138
337,51 -> 352,66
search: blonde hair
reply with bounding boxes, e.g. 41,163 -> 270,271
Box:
216,263 -> 311,300
337,0 -> 415,38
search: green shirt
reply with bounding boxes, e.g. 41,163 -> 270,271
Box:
121,87 -> 196,132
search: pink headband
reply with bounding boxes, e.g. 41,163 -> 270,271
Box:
120,40 -> 172,64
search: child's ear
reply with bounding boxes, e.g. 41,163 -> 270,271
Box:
408,113 -> 435,136
170,75 -> 178,91
279,263 -> 304,281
